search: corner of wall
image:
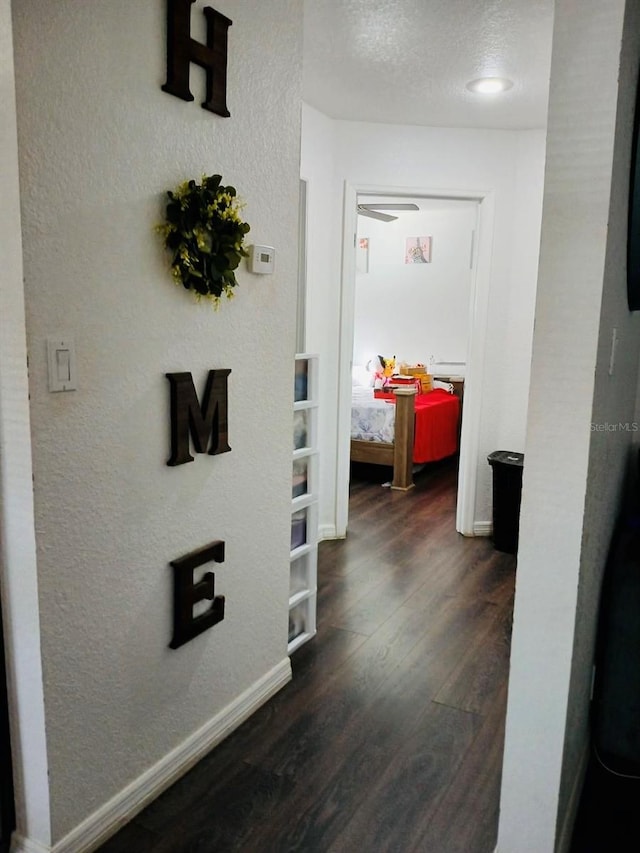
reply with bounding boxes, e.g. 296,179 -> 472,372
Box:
0,0 -> 51,847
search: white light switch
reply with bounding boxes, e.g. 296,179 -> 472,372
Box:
47,338 -> 77,392
56,348 -> 70,382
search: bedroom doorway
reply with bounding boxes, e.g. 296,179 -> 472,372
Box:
336,183 -> 496,537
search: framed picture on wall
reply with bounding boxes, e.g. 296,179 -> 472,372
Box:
357,237 -> 370,273
405,236 -> 432,264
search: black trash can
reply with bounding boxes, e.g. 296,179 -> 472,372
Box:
487,450 -> 524,554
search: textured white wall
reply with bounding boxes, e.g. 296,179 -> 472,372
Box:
299,105 -> 341,537
301,106 -> 547,532
562,1 -> 640,837
353,199 -> 477,368
494,131 -> 546,451
11,0 -> 302,843
498,1 -> 640,849
0,0 -> 50,845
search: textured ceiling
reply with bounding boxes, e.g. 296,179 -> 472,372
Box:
303,0 -> 554,130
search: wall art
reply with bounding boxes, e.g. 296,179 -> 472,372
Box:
405,236 -> 432,264
169,540 -> 225,648
166,370 -> 231,466
162,0 -> 232,117
157,175 -> 250,307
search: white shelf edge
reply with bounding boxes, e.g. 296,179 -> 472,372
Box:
290,541 -> 316,560
287,629 -> 317,655
288,587 -> 317,609
291,493 -> 317,512
290,353 -> 319,658
289,542 -> 314,560
292,447 -> 318,461
293,446 -> 317,459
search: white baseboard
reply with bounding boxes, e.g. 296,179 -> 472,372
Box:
11,835 -> 51,853
324,519 -> 490,541
38,658 -> 292,853
318,523 -> 340,540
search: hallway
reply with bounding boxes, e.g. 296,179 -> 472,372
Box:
98,458 -> 515,852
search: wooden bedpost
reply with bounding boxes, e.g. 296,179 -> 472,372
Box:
391,387 -> 416,491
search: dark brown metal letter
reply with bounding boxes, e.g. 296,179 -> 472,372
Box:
161,0 -> 232,116
166,370 -> 231,466
170,540 -> 225,649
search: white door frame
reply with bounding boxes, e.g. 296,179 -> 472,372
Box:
0,5 -> 52,840
335,181 -> 496,537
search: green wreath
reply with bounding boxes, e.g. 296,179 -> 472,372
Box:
157,174 -> 250,306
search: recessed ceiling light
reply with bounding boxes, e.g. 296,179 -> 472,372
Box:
466,77 -> 514,95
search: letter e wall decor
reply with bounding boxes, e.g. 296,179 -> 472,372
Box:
170,540 -> 225,648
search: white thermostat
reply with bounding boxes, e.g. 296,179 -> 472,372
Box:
248,244 -> 275,274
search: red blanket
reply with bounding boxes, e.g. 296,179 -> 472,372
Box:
413,390 -> 460,463
371,388 -> 460,462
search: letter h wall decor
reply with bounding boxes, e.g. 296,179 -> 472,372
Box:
162,0 -> 232,117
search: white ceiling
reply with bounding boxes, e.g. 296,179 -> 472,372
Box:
303,0 -> 555,130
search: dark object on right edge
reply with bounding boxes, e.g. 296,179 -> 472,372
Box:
487,451 -> 524,554
592,492 -> 640,776
0,604 -> 15,852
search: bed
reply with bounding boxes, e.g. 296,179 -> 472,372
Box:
350,385 -> 461,490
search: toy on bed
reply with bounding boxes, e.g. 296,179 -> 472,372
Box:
366,354 -> 396,389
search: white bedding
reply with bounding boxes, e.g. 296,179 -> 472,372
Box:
350,388 -> 396,444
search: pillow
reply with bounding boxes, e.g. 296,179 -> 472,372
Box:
433,379 -> 454,393
351,365 -> 371,388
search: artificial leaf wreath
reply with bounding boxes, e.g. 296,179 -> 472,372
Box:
157,174 -> 250,306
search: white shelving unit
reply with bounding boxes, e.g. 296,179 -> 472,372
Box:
288,354 -> 319,653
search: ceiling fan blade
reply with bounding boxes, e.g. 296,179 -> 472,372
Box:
358,203 -> 420,212
357,206 -> 397,222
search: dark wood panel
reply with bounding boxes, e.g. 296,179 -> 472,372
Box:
350,438 -> 394,465
413,683 -> 509,853
327,703 -> 483,853
95,821 -> 159,853
434,633 -> 510,718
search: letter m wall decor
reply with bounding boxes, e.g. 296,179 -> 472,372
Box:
161,0 -> 232,117
166,370 -> 231,466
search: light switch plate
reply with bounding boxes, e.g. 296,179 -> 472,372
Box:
47,337 -> 77,392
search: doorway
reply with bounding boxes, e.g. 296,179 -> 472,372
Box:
335,182 -> 496,537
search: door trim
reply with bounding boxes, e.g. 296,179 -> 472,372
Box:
336,181 -> 496,537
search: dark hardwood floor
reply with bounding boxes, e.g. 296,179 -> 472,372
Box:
98,457 -> 516,853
